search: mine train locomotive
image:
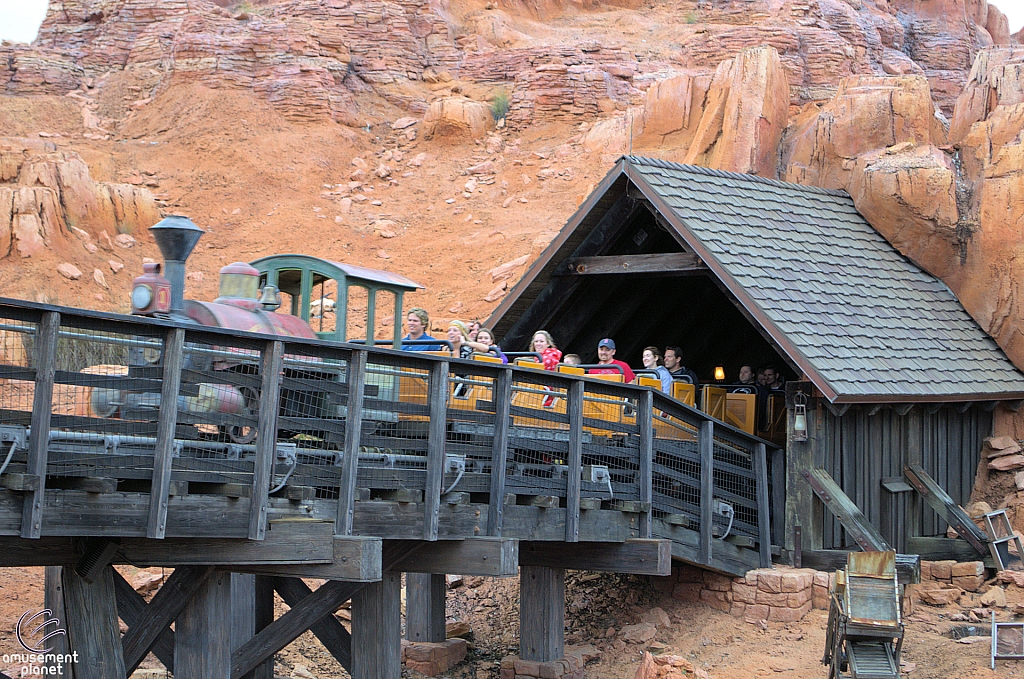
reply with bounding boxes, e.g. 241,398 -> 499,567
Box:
93,214 -> 424,445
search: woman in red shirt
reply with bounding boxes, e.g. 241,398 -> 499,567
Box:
529,330 -> 562,370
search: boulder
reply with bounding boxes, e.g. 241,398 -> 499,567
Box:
988,455 -> 1024,471
1,186 -> 65,258
57,262 -> 82,280
948,47 -> 1024,144
639,72 -> 711,148
846,144 -> 961,280
620,622 -> 658,643
917,583 -> 962,605
422,97 -> 493,141
682,46 -> 789,177
634,651 -> 657,679
640,606 -> 672,628
784,75 -> 941,189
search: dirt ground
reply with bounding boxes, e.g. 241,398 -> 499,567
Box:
4,566 -> 1024,678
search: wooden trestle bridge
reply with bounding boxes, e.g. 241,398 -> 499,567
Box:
0,298 -> 777,679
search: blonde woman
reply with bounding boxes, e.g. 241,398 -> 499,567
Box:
529,330 -> 562,371
447,321 -> 489,359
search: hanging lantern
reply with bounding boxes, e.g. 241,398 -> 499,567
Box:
714,366 -> 725,381
793,391 -> 808,442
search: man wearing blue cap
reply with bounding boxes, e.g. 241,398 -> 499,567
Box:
589,338 -> 635,383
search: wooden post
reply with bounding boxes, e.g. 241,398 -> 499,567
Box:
770,447 -> 786,548
487,368 -> 513,536
519,565 -> 564,662
63,565 -> 126,679
351,570 -> 402,679
905,406 -> 923,542
44,566 -> 74,679
176,571 -> 233,678
112,569 -> 175,672
338,349 -> 367,535
252,576 -> 276,679
230,574 -> 257,679
405,573 -> 445,643
785,407 -> 823,551
638,390 -> 654,539
565,380 -> 584,542
423,361 -> 448,541
249,340 -> 284,540
753,442 -> 772,568
698,420 -> 714,566
23,311 -> 59,539
148,327 -> 185,539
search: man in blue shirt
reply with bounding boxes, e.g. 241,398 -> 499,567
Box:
400,308 -> 443,351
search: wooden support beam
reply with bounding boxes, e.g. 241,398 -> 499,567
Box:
338,349 -> 366,536
120,520 -> 335,566
519,566 -> 564,663
519,539 -> 670,575
402,538 -> 519,577
352,571 -> 402,679
785,407 -> 823,552
23,311 -> 59,539
904,464 -> 989,555
112,568 -> 175,673
557,252 -> 707,276
487,368 -> 513,536
230,542 -> 422,679
698,420 -> 714,566
906,536 -> 996,568
235,536 -> 382,582
565,380 -> 584,542
405,573 -> 445,643
63,564 -> 126,679
275,577 -> 352,671
43,567 -> 74,679
148,327 -> 185,539
802,468 -> 890,552
176,571 -> 233,679
230,573 -> 257,679
249,340 -> 285,540
638,389 -> 653,539
252,576 -> 275,679
753,443 -> 772,568
122,566 -> 214,675
424,360 -> 448,541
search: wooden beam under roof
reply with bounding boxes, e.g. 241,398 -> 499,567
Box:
556,252 -> 707,276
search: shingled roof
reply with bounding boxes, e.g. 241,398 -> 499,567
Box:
492,156 -> 1024,403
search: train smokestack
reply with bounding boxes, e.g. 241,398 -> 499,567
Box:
149,215 -> 204,316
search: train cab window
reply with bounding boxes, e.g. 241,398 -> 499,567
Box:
310,275 -> 339,337
346,284 -> 369,342
373,290 -> 397,344
269,269 -> 304,317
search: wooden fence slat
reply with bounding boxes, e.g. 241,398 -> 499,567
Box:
486,368 -> 512,536
753,442 -> 772,568
565,380 -> 584,543
23,311 -> 59,539
699,420 -> 714,565
423,361 -> 448,541
147,327 -> 185,539
337,349 -> 366,535
638,389 -> 653,539
249,341 -> 284,540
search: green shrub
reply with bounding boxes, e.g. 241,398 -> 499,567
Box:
490,88 -> 511,121
684,10 -> 699,23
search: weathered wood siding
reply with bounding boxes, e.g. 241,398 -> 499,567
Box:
820,404 -> 991,552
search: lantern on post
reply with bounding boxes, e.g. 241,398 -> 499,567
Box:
792,391 -> 809,442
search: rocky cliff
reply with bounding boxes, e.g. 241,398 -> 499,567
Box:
0,0 -> 1022,374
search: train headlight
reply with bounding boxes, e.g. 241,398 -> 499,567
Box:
131,284 -> 153,311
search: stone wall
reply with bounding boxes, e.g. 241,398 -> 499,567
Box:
652,564 -> 831,624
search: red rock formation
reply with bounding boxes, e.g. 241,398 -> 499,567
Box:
949,47 -> 1024,143
0,139 -> 159,258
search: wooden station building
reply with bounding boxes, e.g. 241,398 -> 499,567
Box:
489,156 -> 1024,559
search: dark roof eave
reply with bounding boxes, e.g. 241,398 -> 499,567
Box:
830,392 -> 1024,404
487,158 -> 628,327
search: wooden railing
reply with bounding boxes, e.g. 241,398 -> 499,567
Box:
0,298 -> 779,570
